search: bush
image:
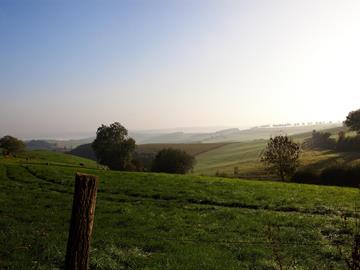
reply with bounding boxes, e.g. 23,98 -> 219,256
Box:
320,165 -> 360,187
0,135 -> 25,155
152,148 -> 195,174
292,165 -> 360,187
336,134 -> 360,152
291,169 -> 320,184
303,130 -> 336,150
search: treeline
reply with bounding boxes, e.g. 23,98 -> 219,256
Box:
304,130 -> 360,152
91,122 -> 195,174
292,164 -> 360,187
304,108 -> 360,152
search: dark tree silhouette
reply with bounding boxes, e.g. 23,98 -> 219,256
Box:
345,109 -> 360,134
152,148 -> 195,174
0,135 -> 25,155
260,136 -> 301,181
92,122 -> 135,170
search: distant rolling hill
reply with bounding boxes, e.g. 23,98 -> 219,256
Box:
31,123 -> 341,152
69,123 -> 344,169
194,125 -> 360,178
69,142 -> 229,161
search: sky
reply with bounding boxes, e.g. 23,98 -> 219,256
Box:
1,0 -> 360,139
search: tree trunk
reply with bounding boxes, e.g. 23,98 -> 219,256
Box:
65,173 -> 99,270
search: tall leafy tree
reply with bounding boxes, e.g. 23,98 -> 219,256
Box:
92,122 -> 135,170
260,136 -> 301,181
0,135 -> 26,155
344,109 -> 360,134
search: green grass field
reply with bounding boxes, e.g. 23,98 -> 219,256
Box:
1,150 -> 360,269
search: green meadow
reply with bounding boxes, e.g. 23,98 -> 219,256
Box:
1,151 -> 359,269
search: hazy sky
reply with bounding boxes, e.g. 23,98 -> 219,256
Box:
1,0 -> 360,138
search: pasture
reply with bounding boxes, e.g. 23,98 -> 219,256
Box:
0,151 -> 359,269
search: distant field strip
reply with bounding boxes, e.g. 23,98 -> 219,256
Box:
194,140 -> 267,175
137,143 -> 229,156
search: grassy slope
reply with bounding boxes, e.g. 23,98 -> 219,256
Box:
194,128 -> 360,178
0,150 -> 359,269
13,149 -> 99,168
137,143 -> 229,156
194,140 -> 267,177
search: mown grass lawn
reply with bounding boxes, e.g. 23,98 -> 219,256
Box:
1,152 -> 359,269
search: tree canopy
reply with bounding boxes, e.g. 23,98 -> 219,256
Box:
260,135 -> 301,181
152,148 -> 195,174
92,122 -> 136,170
344,109 -> 360,134
0,135 -> 26,155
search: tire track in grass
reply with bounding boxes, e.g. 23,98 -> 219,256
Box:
5,165 -> 72,195
98,190 -> 352,218
20,164 -> 354,218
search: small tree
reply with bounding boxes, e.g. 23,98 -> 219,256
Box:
152,148 -> 195,174
92,122 -> 136,170
260,136 -> 300,181
345,109 -> 360,134
0,135 -> 25,156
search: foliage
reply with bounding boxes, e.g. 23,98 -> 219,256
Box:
260,136 -> 301,181
336,133 -> 360,152
152,148 -> 195,174
304,130 -> 360,152
304,130 -> 336,150
92,122 -> 136,170
345,109 -> 360,134
292,164 -> 360,187
0,135 -> 25,155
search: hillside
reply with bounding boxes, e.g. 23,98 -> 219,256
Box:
26,123 -> 341,151
193,127 -> 360,178
69,142 -> 229,161
0,150 -> 358,269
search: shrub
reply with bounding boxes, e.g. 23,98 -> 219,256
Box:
291,169 -> 320,184
320,165 -> 360,187
0,135 -> 25,155
303,130 -> 336,150
292,165 -> 360,187
151,148 -> 195,174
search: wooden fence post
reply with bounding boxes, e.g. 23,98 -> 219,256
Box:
65,173 -> 99,270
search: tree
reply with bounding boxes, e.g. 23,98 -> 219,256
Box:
304,130 -> 335,149
152,148 -> 195,174
344,109 -> 360,134
0,135 -> 25,155
92,122 -> 136,170
260,136 -> 301,181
